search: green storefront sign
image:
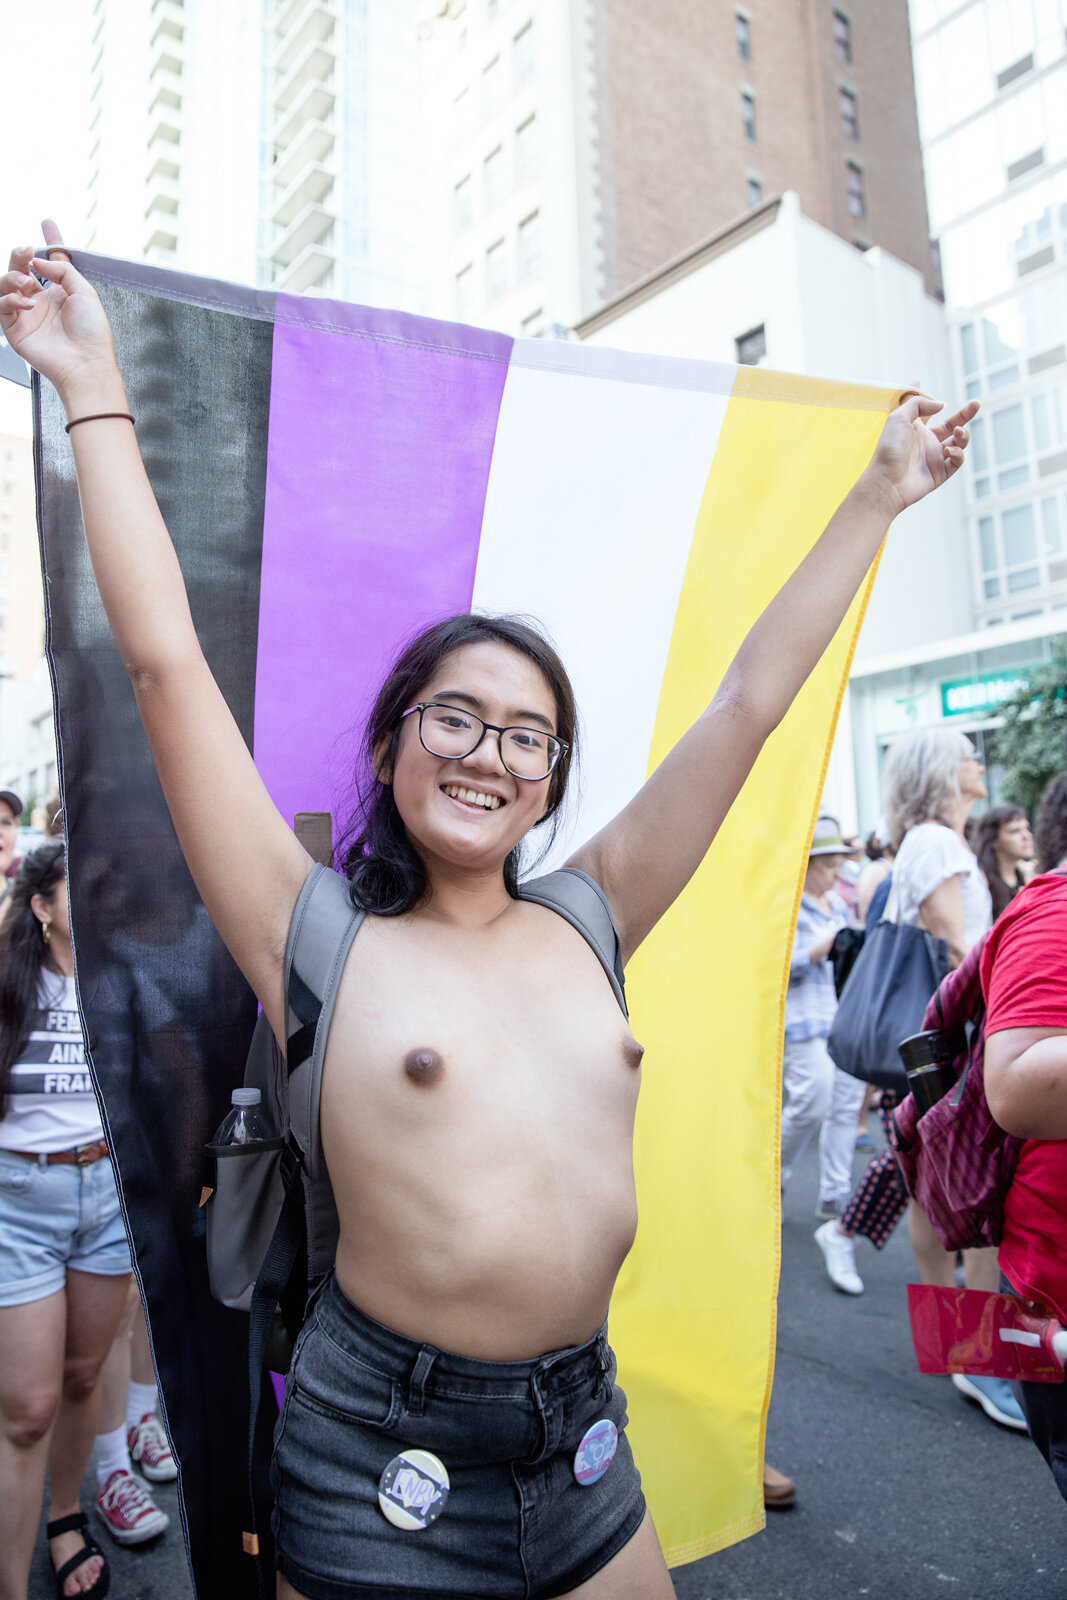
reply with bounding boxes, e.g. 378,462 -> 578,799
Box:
940,669 -> 1034,718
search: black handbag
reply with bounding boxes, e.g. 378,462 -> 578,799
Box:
826,887 -> 951,1093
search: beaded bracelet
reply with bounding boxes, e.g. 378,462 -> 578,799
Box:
64,413 -> 136,434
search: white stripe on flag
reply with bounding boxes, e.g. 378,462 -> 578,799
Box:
471,352 -> 732,864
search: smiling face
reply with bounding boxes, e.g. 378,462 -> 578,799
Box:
387,640 -> 560,882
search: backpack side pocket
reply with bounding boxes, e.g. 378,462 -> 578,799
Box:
204,1139 -> 285,1311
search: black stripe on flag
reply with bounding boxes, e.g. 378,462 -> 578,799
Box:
37,261 -> 274,1600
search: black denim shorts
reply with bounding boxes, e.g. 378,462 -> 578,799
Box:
271,1274 -> 646,1599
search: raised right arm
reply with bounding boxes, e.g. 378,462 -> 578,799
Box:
1,234 -> 310,1037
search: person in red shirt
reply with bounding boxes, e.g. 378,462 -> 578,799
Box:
983,769 -> 1067,1504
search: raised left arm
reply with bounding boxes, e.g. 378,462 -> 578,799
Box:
569,394 -> 977,965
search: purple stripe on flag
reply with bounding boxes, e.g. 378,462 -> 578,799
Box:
255,299 -> 512,832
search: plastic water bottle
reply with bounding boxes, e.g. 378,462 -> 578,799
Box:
211,1087 -> 276,1145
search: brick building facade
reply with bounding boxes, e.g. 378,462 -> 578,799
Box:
590,0 -> 937,300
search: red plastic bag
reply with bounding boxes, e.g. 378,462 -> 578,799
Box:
907,1284 -> 1067,1383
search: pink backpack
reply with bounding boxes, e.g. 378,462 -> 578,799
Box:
888,934 -> 1024,1252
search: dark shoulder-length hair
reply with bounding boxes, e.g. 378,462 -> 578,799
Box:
973,803 -> 1027,920
1036,772 -> 1067,874
0,840 -> 66,1109
336,614 -> 577,916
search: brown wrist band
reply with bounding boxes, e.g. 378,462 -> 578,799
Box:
64,412 -> 135,434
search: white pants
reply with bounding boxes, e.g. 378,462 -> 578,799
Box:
780,1035 -> 867,1207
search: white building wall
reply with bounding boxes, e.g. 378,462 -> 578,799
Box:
580,193 -> 972,668
421,0 -> 598,334
910,0 -> 1067,633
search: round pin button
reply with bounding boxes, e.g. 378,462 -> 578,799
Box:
378,1449 -> 450,1531
573,1418 -> 618,1486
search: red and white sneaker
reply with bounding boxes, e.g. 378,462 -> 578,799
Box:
127,1411 -> 178,1483
95,1469 -> 169,1545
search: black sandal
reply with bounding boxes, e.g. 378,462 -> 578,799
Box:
46,1513 -> 110,1600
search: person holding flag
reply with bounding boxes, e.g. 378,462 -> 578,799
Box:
1,226 -> 975,1600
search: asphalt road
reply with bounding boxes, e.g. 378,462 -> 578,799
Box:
29,1114 -> 1067,1599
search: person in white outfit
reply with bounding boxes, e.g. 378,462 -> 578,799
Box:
815,728 -> 1027,1430
780,820 -> 865,1215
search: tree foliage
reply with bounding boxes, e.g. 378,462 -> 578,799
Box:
991,654 -> 1067,811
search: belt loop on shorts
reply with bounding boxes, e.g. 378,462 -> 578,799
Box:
406,1347 -> 436,1418
530,1364 -> 564,1462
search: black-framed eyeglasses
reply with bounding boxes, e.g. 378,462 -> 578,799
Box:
400,702 -> 567,781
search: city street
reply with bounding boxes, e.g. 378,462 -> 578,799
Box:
29,1116 -> 1067,1599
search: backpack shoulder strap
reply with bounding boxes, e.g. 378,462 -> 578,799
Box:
519,866 -> 627,1018
284,863 -> 365,1181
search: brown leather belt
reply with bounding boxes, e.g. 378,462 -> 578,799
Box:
2,1139 -> 109,1166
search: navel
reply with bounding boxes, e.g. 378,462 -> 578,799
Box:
624,1038 -> 645,1070
404,1047 -> 445,1086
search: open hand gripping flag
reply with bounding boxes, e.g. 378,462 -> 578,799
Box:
24,253 -> 901,1596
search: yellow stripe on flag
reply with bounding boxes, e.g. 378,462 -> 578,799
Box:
611,372 -> 895,1565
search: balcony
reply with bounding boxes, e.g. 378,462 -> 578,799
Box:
148,116 -> 181,148
145,191 -> 178,220
148,155 -> 180,182
272,201 -> 334,267
274,0 -> 329,40
145,226 -> 178,253
272,161 -> 334,227
273,80 -> 335,148
274,0 -> 335,76
149,84 -> 181,113
151,12 -> 184,45
272,240 -> 335,294
273,119 -> 333,188
150,47 -> 183,78
274,40 -> 335,114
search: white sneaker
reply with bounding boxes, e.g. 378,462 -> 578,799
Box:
814,1219 -> 864,1295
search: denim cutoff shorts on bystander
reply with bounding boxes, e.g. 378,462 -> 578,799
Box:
272,1273 -> 646,1599
0,1151 -> 132,1307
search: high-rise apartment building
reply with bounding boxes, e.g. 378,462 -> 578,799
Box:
85,0 -> 429,307
911,0 -> 1067,632
265,0 -> 429,306
86,0 -> 263,283
422,0 -> 935,335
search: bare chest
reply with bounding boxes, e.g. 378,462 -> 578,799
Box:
319,905 -> 643,1142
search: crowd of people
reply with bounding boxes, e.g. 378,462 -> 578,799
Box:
781,730 -> 1067,1505
1,224 -> 1062,1600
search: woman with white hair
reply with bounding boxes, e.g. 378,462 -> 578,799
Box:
816,727 -> 1027,1431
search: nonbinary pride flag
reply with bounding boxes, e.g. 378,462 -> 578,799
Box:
29,254 -> 900,1595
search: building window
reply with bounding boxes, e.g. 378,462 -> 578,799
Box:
833,10 -> 851,63
513,20 -> 534,86
486,237 -> 507,300
735,12 -> 751,61
486,0 -> 499,19
736,324 -> 766,365
483,145 -> 506,208
839,87 -> 858,140
517,209 -> 541,278
846,161 -> 865,217
455,263 -> 474,318
453,175 -> 472,232
515,113 -> 537,181
482,55 -> 503,118
520,307 -> 543,335
747,176 -> 762,207
741,92 -> 756,143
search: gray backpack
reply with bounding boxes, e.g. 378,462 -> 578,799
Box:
200,858 -> 626,1569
